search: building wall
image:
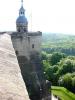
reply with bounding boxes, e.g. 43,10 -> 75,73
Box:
11,31 -> 51,100
28,35 -> 41,54
11,32 -> 42,59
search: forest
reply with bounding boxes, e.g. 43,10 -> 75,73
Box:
42,33 -> 75,55
41,33 -> 75,94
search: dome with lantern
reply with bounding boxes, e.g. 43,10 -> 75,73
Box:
16,0 -> 28,32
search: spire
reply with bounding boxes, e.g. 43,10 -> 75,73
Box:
21,0 -> 23,7
19,0 -> 25,16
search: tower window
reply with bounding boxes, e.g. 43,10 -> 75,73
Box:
21,12 -> 22,14
21,12 -> 24,14
32,44 -> 34,48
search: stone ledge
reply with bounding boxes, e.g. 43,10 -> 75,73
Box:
0,34 -> 30,100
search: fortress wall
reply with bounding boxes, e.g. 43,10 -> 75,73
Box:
11,31 -> 51,100
0,33 -> 30,100
28,36 -> 42,53
11,32 -> 42,59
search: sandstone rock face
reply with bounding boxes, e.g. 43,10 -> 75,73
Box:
0,34 -> 30,100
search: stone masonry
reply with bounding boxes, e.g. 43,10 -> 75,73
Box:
0,33 -> 30,100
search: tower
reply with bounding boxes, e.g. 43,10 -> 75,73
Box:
11,0 -> 51,100
16,0 -> 28,32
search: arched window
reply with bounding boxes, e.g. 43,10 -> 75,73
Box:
21,12 -> 22,14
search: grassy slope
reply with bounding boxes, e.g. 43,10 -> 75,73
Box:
51,86 -> 75,100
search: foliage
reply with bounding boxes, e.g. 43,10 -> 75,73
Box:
42,51 -> 75,93
42,60 -> 50,71
41,51 -> 48,60
49,52 -> 65,65
41,33 -> 75,95
42,33 -> 75,55
46,65 -> 59,85
58,73 -> 72,90
58,59 -> 74,76
72,77 -> 75,93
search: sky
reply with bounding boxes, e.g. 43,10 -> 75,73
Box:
0,0 -> 75,34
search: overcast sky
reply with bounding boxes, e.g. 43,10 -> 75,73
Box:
0,0 -> 75,34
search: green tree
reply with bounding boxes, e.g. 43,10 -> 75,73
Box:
59,73 -> 72,90
49,52 -> 65,65
58,59 -> 73,76
46,65 -> 59,85
42,60 -> 50,72
72,77 -> 75,93
41,51 -> 48,60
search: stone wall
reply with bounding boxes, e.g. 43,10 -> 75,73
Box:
0,33 -> 30,100
11,31 -> 42,59
13,53 -> 51,100
11,31 -> 51,100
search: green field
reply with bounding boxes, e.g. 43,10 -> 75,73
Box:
51,86 -> 75,100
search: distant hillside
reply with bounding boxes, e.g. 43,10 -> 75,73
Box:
42,33 -> 75,55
